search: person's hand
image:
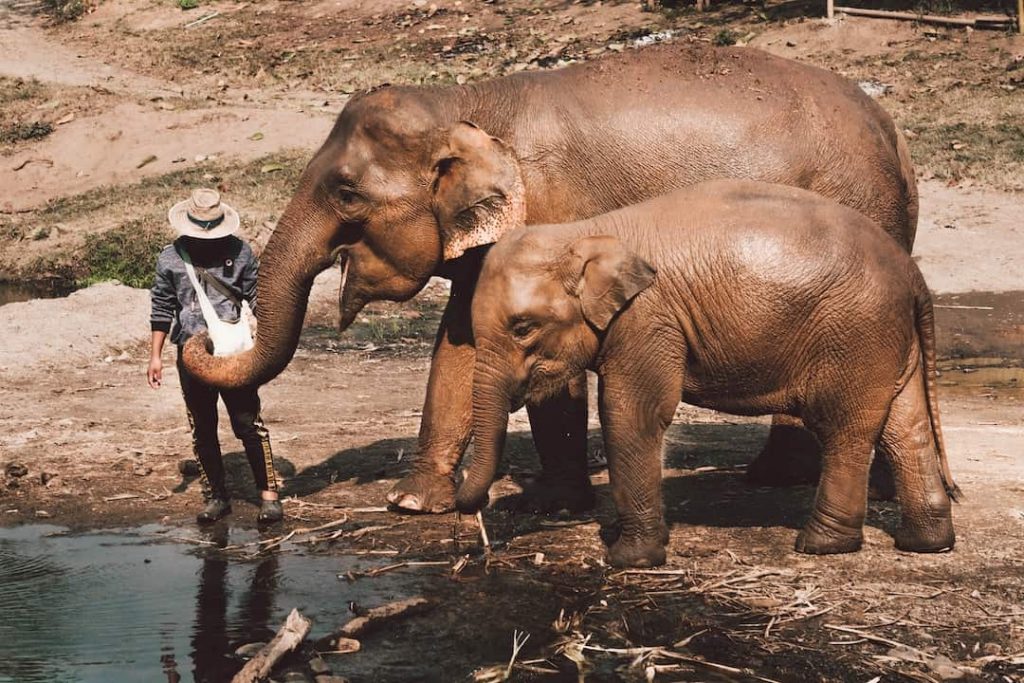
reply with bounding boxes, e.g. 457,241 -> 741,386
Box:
147,356 -> 162,389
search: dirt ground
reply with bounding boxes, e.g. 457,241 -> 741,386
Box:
1,0 -> 1023,680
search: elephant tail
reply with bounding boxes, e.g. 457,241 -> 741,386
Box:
914,281 -> 961,502
894,126 -> 920,251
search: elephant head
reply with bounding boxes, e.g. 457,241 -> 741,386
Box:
183,87 -> 525,388
456,232 -> 656,511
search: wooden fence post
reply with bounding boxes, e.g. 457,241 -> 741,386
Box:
827,0 -> 834,19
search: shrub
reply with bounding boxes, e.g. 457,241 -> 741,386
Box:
81,220 -> 170,289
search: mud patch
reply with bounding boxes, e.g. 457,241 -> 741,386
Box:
934,291 -> 1024,361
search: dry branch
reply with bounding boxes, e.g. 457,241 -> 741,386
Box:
317,597 -> 433,650
231,608 -> 311,683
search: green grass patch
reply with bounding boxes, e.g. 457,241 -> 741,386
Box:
80,219 -> 169,288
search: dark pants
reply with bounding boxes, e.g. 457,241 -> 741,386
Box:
177,353 -> 278,500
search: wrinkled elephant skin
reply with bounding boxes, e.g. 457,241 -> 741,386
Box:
182,43 -> 918,514
460,180 -> 958,568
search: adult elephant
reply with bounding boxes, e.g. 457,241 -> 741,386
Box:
184,42 -> 917,514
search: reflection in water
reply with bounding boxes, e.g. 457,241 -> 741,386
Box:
0,525 -> 582,682
188,525 -> 279,683
0,525 -> 371,683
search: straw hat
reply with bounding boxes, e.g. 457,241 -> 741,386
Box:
168,188 -> 240,239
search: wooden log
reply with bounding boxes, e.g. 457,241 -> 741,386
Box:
232,609 -> 312,683
316,597 -> 433,650
833,6 -> 1013,28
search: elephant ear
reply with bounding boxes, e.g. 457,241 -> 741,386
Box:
567,235 -> 657,331
432,121 -> 526,262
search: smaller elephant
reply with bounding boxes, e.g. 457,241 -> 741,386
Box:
457,178 -> 959,568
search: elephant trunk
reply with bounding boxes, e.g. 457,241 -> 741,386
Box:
455,350 -> 514,512
183,195 -> 339,389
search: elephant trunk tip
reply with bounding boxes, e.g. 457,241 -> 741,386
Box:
181,332 -> 252,390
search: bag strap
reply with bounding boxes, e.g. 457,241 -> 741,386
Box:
196,267 -> 242,309
176,244 -> 221,327
175,244 -> 243,309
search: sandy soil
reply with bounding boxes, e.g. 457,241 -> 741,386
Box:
1,0 -> 1023,680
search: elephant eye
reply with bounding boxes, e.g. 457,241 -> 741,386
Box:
337,187 -> 362,204
511,319 -> 538,339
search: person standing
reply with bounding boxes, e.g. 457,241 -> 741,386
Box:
147,188 -> 283,525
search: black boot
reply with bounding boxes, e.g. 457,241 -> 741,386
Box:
257,499 -> 283,525
197,497 -> 232,524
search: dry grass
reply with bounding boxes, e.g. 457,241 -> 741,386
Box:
0,150 -> 308,282
828,41 -> 1024,191
69,2 -> 1024,195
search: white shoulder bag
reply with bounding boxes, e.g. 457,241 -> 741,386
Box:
179,248 -> 255,357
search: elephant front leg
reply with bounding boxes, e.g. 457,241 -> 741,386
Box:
386,287 -> 475,514
599,361 -> 682,569
521,372 -> 594,513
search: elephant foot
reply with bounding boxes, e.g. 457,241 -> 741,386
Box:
386,472 -> 456,514
745,425 -> 821,488
867,457 -> 897,502
607,534 -> 668,568
519,475 -> 596,514
895,517 -> 955,553
794,518 -> 863,555
600,520 -> 670,547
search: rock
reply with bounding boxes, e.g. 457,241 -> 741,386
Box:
179,460 -> 200,476
981,642 -> 1002,656
314,677 -> 349,683
43,475 -> 63,489
279,672 -> 313,683
132,465 -> 153,477
40,472 -> 57,485
234,641 -> 267,658
308,657 -> 330,674
5,463 -> 28,478
927,655 -> 965,680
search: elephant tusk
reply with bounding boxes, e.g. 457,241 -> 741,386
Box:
337,253 -> 350,314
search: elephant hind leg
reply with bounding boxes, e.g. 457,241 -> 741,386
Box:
748,415 -> 897,501
795,405 -> 889,555
746,415 -> 822,487
876,361 -> 955,553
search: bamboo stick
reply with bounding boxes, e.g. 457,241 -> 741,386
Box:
833,6 -> 1013,28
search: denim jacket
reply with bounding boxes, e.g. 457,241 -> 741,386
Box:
150,236 -> 258,345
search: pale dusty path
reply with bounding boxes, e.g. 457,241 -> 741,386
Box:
1,103 -> 333,211
0,0 -> 334,210
915,180 -> 1024,294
